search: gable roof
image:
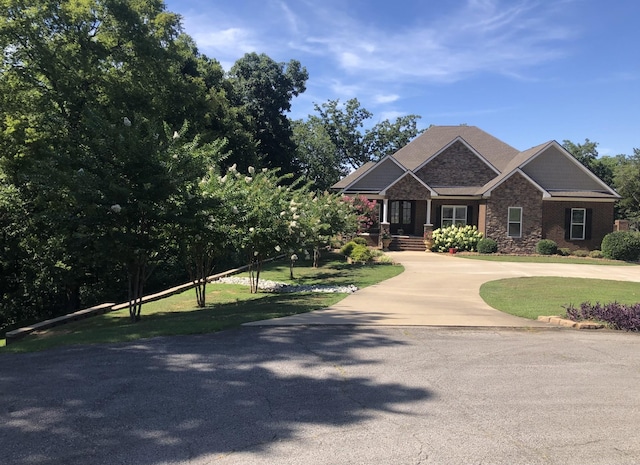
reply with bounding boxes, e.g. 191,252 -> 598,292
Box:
332,125 -> 619,201
331,161 -> 375,189
392,125 -> 519,171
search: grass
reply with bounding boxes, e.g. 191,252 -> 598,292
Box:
480,277 -> 640,319
457,254 -> 637,266
0,253 -> 403,354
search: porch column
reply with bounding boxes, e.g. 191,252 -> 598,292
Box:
382,198 -> 389,224
425,198 -> 432,226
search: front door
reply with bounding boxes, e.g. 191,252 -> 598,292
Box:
390,200 -> 415,235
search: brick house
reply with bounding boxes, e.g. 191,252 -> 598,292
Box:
332,125 -> 619,253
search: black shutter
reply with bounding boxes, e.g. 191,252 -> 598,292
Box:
435,205 -> 441,229
467,206 -> 474,226
564,208 -> 571,240
585,208 -> 593,240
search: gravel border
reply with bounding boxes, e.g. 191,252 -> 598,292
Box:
213,277 -> 358,294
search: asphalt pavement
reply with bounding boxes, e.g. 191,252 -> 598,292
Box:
1,326 -> 639,465
2,254 -> 640,464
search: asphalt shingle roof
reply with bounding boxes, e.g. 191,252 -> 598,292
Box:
392,125 -> 520,171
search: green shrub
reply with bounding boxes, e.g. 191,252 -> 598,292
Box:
375,254 -> 395,264
353,236 -> 368,246
601,231 -> 640,261
536,239 -> 557,255
572,249 -> 590,257
340,241 -> 357,257
558,247 -> 571,256
477,238 -> 498,254
349,244 -> 373,262
589,250 -> 604,259
431,225 -> 483,252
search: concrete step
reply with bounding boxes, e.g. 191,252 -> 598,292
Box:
389,236 -> 426,252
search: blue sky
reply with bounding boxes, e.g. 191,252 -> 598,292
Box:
164,0 -> 639,157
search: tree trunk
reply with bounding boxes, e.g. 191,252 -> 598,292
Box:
248,254 -> 262,293
187,249 -> 212,308
128,257 -> 152,322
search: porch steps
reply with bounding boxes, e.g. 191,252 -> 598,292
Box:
389,236 -> 425,252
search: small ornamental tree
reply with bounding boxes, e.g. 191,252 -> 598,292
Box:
206,166 -> 301,293
297,191 -> 357,267
170,126 -> 229,308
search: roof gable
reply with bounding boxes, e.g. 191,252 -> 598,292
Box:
381,171 -> 436,199
341,156 -> 406,193
414,138 -> 499,187
392,125 -> 519,171
331,161 -> 375,190
520,141 -> 618,195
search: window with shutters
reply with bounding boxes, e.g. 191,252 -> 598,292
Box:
570,208 -> 586,240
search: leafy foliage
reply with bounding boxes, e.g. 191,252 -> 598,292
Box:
601,231 -> 640,261
292,98 -> 422,189
565,302 -> 640,331
431,225 -> 483,252
229,52 -> 308,172
295,191 -> 357,267
614,149 -> 640,228
349,244 -> 373,263
343,195 -> 378,233
536,239 -> 558,255
477,238 -> 498,254
340,241 -> 358,257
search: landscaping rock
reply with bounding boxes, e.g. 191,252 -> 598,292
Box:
214,277 -> 358,294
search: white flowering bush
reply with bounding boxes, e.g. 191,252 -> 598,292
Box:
431,225 -> 483,252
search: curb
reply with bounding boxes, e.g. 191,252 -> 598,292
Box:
537,315 -> 605,330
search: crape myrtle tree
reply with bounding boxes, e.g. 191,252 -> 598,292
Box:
0,0 -> 215,323
204,166 -> 303,293
170,129 -> 229,308
296,191 -> 358,268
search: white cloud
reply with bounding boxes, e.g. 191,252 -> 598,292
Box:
374,94 -> 400,104
190,27 -> 258,58
298,0 -> 574,83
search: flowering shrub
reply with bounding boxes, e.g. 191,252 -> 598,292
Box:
343,195 -> 378,233
431,225 -> 483,252
565,302 -> 640,331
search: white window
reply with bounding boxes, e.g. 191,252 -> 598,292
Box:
507,207 -> 522,238
570,208 -> 586,240
441,206 -> 467,227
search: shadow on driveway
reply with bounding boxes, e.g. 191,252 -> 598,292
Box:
0,327 -> 432,465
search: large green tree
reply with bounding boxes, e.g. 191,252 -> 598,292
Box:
229,53 -> 308,172
293,98 -> 422,190
614,148 -> 640,228
562,138 -> 615,186
0,0 -> 209,324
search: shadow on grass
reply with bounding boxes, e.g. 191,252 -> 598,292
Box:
0,326 -> 432,465
0,291 -> 347,353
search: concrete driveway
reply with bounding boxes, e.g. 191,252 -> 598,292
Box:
247,252 -> 640,327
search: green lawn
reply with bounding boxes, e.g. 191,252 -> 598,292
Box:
457,254 -> 637,266
480,277 -> 640,319
1,254 -> 403,353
